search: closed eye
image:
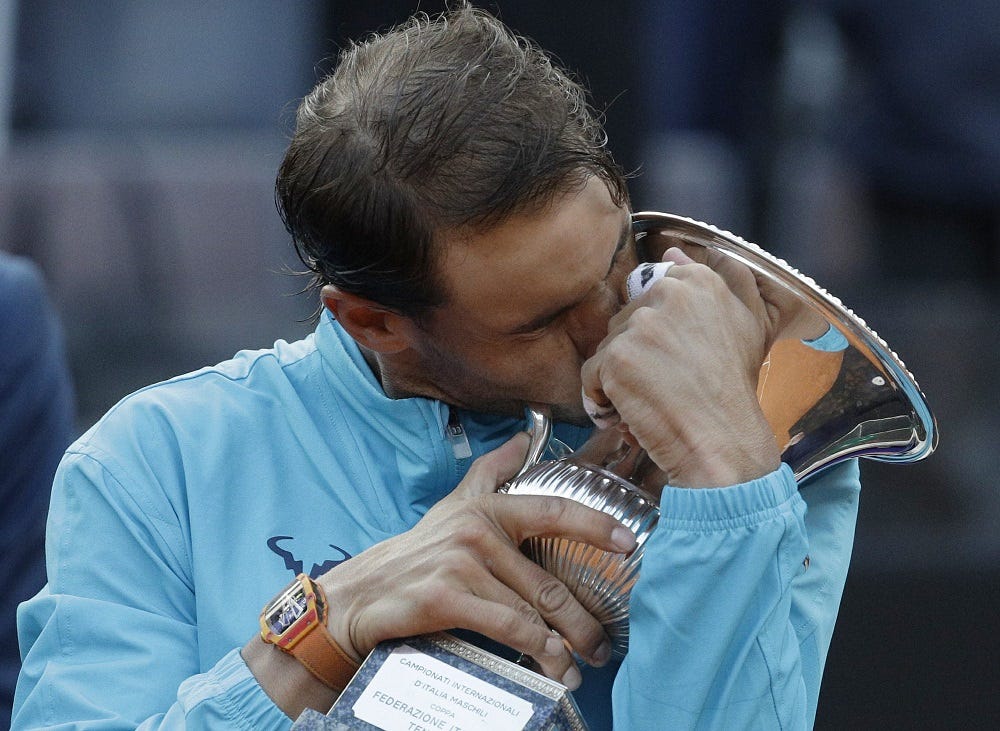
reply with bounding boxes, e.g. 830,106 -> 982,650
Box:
513,310 -> 565,337
509,214 -> 633,337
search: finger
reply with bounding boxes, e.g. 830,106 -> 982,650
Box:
582,266 -> 666,423
580,293 -> 655,424
467,575 -> 584,686
489,545 -> 612,668
646,258 -> 754,320
663,245 -> 775,336
451,514 -> 613,668
479,493 -> 634,660
453,432 -> 531,497
581,388 -> 619,429
366,583 -> 573,682
659,245 -> 696,267
522,636 -> 583,691
487,486 -> 638,665
608,256 -> 689,338
488,494 -> 636,552
710,255 -> 763,315
442,591 -> 584,689
655,244 -> 750,300
580,344 -> 613,431
624,261 -> 674,302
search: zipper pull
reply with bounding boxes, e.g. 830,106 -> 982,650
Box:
446,409 -> 472,460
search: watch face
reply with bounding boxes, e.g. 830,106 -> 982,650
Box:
264,581 -> 310,636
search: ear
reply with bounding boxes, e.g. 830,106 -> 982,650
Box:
320,285 -> 415,354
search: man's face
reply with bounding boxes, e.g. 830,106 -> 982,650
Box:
398,176 -> 637,424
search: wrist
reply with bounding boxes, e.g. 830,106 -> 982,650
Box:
654,407 -> 781,489
243,634 -> 337,719
670,449 -> 780,488
249,573 -> 362,718
315,572 -> 365,665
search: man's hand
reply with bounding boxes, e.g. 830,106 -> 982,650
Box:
581,248 -> 781,488
319,432 -> 637,689
656,238 -> 831,344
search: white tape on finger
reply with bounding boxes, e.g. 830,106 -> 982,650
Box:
581,393 -> 621,430
625,260 -> 675,302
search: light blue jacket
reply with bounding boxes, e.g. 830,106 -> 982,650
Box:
14,312 -> 860,730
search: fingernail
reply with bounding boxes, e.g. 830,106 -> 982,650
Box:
611,526 -> 637,553
592,641 -> 612,666
544,635 -> 564,657
561,664 -> 582,690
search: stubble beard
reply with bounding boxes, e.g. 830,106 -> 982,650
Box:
408,342 -> 592,426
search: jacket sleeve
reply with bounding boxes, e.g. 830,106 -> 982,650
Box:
612,460 -> 860,730
13,447 -> 291,729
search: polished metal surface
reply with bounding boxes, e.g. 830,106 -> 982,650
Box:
505,212 -> 939,659
508,459 -> 659,659
630,212 -> 937,479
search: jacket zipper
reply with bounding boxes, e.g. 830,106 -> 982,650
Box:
446,408 -> 473,463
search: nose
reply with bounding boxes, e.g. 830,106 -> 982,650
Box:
567,283 -> 621,360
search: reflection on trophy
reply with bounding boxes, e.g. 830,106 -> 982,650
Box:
504,212 -> 939,660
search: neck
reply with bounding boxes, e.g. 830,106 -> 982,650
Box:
359,345 -> 430,402
359,345 -> 383,385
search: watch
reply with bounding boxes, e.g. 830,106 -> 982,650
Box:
259,573 -> 360,691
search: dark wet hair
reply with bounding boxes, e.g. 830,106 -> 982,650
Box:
276,4 -> 628,317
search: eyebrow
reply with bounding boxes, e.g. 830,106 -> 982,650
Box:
510,215 -> 633,334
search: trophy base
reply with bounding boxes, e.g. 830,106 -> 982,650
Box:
292,632 -> 589,731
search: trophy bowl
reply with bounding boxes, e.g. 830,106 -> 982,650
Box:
504,212 -> 938,660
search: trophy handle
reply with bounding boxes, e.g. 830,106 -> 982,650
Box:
515,404 -> 553,479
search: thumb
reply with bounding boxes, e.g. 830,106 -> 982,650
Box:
455,432 -> 532,497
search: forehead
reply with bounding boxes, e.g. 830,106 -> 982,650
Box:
434,176 -> 628,333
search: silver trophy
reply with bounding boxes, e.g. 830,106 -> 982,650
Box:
504,212 -> 938,660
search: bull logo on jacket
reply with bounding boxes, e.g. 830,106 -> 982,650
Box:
266,535 -> 352,579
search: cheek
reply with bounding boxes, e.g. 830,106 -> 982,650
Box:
484,336 -> 585,399
438,321 -> 595,398
565,287 -> 620,359
505,335 -> 582,376
527,336 -> 591,402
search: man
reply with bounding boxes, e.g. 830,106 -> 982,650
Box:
14,6 -> 860,729
0,253 -> 76,722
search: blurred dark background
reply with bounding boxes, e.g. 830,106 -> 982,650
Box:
1,1 -> 997,727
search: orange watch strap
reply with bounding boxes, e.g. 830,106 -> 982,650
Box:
285,579 -> 361,692
289,619 -> 361,692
